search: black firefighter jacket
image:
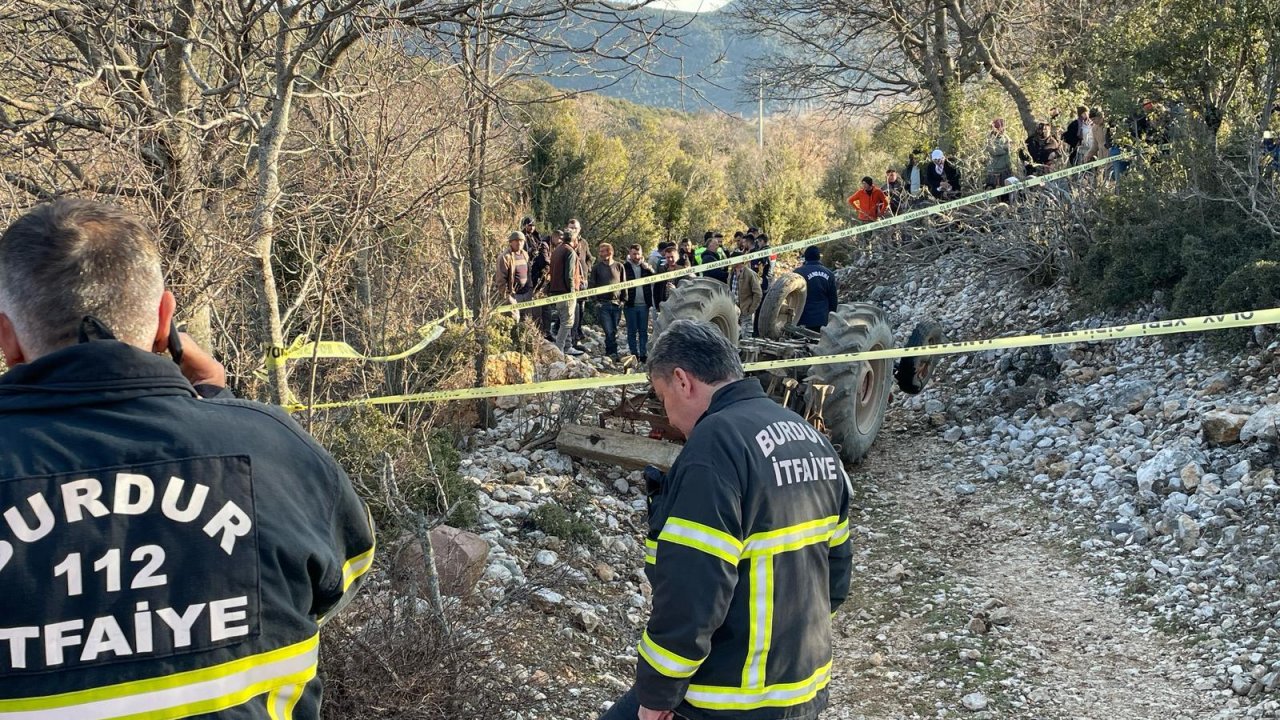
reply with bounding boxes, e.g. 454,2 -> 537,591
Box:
0,341 -> 375,719
637,378 -> 853,720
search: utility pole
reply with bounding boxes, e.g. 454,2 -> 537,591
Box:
680,57 -> 686,113
757,75 -> 764,150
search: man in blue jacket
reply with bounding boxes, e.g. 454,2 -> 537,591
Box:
795,246 -> 839,331
0,199 -> 374,719
601,319 -> 853,720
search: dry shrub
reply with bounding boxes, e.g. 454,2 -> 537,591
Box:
320,584 -> 544,719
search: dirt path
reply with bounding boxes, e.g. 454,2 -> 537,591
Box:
825,413 -> 1222,720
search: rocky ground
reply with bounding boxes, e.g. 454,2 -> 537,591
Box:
825,421 -> 1219,719
420,240 -> 1280,719
855,244 -> 1280,716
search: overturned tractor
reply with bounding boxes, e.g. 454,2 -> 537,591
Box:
559,275 -> 944,469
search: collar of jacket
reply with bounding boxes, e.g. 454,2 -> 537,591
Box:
695,377 -> 766,426
0,341 -> 197,412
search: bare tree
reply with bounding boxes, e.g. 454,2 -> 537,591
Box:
0,0 -> 685,408
729,0 -> 979,150
402,0 -> 689,426
730,0 -> 1088,145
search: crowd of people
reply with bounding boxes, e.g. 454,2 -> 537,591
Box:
495,111 -> 1129,350
496,219 -> 798,361
2,96 -> 1272,720
844,105 -> 1173,224
495,105 -> 1194,363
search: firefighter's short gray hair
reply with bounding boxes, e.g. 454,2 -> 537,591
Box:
0,199 -> 164,357
647,319 -> 744,385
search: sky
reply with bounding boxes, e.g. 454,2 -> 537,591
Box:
646,0 -> 733,12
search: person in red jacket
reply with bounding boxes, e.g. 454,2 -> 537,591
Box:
846,176 -> 888,222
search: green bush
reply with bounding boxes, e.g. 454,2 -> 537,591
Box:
1215,261 -> 1280,314
528,501 -> 599,547
325,407 -> 477,530
1075,157 -> 1277,316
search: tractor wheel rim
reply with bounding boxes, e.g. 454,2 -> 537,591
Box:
915,359 -> 932,383
854,348 -> 887,432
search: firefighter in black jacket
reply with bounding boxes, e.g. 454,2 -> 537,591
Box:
601,319 -> 853,720
0,200 -> 374,719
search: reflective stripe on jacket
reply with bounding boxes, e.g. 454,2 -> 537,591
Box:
0,342 -> 375,719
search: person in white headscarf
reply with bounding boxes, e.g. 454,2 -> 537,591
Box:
924,148 -> 961,199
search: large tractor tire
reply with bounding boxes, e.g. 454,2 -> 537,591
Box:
895,319 -> 945,395
653,278 -> 740,348
808,303 -> 895,464
757,272 -> 808,339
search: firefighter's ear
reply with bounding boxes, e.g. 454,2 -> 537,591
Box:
671,367 -> 693,396
0,313 -> 25,367
151,290 -> 177,353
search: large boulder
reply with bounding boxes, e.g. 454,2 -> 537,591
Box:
1198,371 -> 1236,396
1241,405 -> 1280,444
1110,379 -> 1156,415
1175,514 -> 1201,551
393,526 -> 491,598
1050,401 -> 1088,422
485,351 -> 535,410
1202,411 -> 1249,445
429,525 -> 491,596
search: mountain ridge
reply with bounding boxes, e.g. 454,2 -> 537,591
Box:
542,3 -> 780,115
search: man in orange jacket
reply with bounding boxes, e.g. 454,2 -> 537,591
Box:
846,176 -> 888,222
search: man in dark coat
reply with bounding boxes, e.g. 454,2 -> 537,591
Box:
1062,105 -> 1089,165
0,199 -> 374,719
599,320 -> 852,720
1024,122 -> 1063,176
796,246 -> 839,331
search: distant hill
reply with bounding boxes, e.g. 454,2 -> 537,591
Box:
537,5 -> 785,116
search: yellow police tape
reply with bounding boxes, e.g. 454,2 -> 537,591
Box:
267,150 -> 1133,367
284,306 -> 1278,412
266,309 -> 459,367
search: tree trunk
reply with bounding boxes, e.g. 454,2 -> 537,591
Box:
250,17 -> 298,406
945,0 -> 1037,138
439,207 -> 468,315
464,21 -> 495,429
990,64 -> 1038,139
1256,53 -> 1279,177
930,5 -> 961,153
354,246 -> 375,348
154,0 -> 217,346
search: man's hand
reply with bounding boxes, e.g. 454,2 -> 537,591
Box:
176,333 -> 227,389
639,707 -> 674,720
